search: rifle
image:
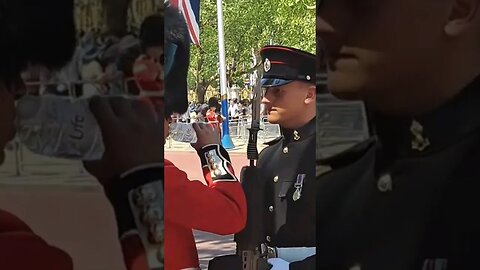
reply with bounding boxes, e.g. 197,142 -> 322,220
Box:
208,69 -> 271,270
233,70 -> 272,270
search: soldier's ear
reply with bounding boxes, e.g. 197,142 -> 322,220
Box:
304,85 -> 316,105
444,0 -> 479,37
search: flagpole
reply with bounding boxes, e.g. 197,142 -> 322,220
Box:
216,0 -> 234,149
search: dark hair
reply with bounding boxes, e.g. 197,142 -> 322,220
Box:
0,0 -> 76,86
139,13 -> 164,51
164,2 -> 190,116
208,97 -> 219,108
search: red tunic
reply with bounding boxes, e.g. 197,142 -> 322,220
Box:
206,109 -> 223,137
133,54 -> 163,118
0,206 -> 151,270
164,156 -> 247,270
133,54 -> 163,95
0,209 -> 73,270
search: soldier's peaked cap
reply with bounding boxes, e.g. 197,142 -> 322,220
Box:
260,45 -> 316,88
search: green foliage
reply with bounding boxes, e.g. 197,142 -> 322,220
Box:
188,0 -> 315,101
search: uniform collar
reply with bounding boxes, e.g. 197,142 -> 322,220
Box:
282,117 -> 316,143
372,75 -> 480,159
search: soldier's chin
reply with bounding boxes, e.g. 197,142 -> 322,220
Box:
266,114 -> 280,125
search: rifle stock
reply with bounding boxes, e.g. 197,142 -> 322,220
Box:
234,71 -> 270,270
246,71 -> 262,164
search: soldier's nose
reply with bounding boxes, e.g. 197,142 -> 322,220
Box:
317,3 -> 351,60
317,15 -> 334,35
261,95 -> 270,104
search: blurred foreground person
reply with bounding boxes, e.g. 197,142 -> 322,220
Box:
317,0 -> 480,269
0,1 -> 163,270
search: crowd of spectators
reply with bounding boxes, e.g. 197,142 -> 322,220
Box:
176,98 -> 255,123
21,29 -> 143,97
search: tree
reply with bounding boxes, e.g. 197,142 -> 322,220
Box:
188,0 -> 315,103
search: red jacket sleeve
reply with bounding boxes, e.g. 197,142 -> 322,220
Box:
0,210 -> 73,270
120,235 -> 149,270
165,145 -> 247,235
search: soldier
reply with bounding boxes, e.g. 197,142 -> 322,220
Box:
317,0 -> 480,269
205,97 -> 224,138
256,45 -> 317,269
133,14 -> 164,96
163,4 -> 246,270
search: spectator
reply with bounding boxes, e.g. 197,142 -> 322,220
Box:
228,98 -> 239,120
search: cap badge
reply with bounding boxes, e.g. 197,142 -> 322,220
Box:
264,58 -> 271,72
410,120 -> 430,152
293,130 -> 300,141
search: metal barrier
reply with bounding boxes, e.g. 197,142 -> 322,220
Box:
229,116 -> 281,142
165,115 -> 281,149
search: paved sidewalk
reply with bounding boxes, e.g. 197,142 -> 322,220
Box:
195,230 -> 236,270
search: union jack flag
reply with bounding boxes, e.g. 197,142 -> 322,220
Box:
169,0 -> 201,46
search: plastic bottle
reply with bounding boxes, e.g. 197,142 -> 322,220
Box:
15,95 -> 104,160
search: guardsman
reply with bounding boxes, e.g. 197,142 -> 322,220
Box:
205,97 -> 224,137
163,3 -> 246,270
133,13 -> 164,118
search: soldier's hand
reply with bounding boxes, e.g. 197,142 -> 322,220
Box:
190,123 -> 221,151
83,96 -> 163,185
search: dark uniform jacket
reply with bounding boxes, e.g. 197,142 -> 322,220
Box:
257,117 -> 317,269
316,77 -> 480,270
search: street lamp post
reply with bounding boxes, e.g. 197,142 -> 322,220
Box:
216,0 -> 234,149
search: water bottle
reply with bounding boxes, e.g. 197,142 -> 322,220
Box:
15,95 -> 105,160
168,122 -> 198,143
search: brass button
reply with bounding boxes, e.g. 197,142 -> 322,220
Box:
273,176 -> 279,183
283,147 -> 289,154
377,174 -> 393,192
133,186 -> 158,207
268,206 -> 274,212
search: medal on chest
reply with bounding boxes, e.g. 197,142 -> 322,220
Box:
293,174 -> 306,201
